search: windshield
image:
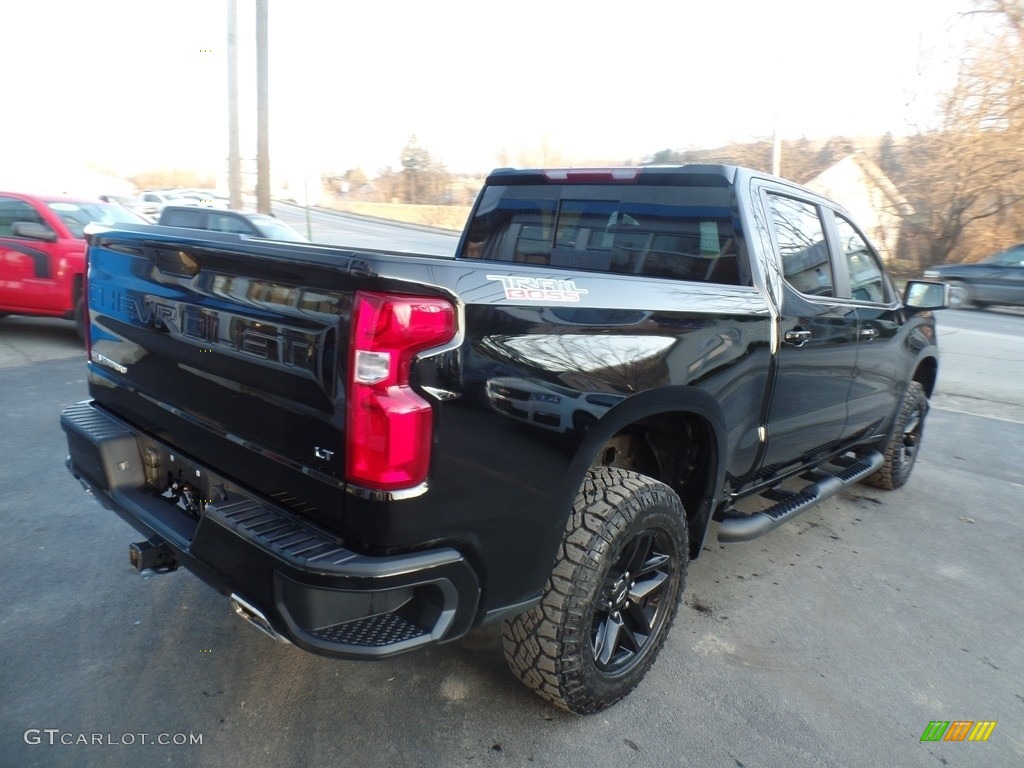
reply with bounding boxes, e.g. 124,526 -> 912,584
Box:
986,246 -> 1024,266
47,202 -> 146,238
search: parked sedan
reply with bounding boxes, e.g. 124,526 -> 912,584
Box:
175,190 -> 230,209
98,194 -> 159,221
140,189 -> 197,215
924,244 -> 1024,308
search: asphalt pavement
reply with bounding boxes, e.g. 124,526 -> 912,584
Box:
272,202 -> 460,256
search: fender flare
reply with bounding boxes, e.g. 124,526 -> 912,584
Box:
556,385 -> 729,558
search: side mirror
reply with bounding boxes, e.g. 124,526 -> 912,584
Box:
11,221 -> 57,242
903,279 -> 949,311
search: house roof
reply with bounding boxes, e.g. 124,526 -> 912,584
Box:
806,153 -> 915,218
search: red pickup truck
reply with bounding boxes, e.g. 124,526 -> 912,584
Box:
0,191 -> 146,338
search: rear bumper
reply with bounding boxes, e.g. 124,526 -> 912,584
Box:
60,400 -> 480,659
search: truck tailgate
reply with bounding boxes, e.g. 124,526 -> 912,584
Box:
85,228 -> 359,528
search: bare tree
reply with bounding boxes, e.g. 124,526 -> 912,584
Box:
399,136 -> 452,204
968,0 -> 1024,43
374,166 -> 402,203
400,135 -> 430,203
899,22 -> 1024,266
664,136 -> 856,185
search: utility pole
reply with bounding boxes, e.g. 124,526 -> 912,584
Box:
226,0 -> 242,210
255,0 -> 271,214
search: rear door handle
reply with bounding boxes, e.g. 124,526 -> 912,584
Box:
784,329 -> 812,347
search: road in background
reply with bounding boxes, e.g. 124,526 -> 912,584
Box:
933,307 -> 1024,422
272,202 -> 460,256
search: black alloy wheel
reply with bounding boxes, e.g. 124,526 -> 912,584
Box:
592,528 -> 675,674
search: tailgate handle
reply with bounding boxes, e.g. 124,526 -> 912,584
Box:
147,246 -> 201,278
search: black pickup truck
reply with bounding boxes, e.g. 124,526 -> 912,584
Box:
61,165 -> 946,714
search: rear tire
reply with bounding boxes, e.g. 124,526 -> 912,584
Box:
502,467 -> 687,714
865,381 -> 928,490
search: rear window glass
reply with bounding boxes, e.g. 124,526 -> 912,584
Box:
161,208 -> 207,229
461,184 -> 748,285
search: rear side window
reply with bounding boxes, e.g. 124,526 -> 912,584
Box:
161,208 -> 207,228
766,193 -> 834,297
209,213 -> 256,235
461,184 -> 748,285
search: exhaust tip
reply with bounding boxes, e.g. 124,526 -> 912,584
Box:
230,594 -> 289,645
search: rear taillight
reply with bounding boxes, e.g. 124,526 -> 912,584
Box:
346,291 -> 456,491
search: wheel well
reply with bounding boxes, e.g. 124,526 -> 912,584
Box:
914,357 -> 938,398
590,412 -> 716,552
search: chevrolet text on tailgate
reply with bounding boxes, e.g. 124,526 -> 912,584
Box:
61,165 -> 947,714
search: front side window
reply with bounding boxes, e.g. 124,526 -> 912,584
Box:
246,215 -> 307,242
461,184 -> 746,285
767,194 -> 833,297
209,213 -> 255,235
0,197 -> 47,237
990,246 -> 1024,266
835,214 -> 890,303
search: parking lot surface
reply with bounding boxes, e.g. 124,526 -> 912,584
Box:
1,310 -> 1022,767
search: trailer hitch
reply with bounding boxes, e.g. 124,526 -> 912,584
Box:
129,537 -> 178,574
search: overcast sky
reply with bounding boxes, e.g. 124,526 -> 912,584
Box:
1,0 -> 983,183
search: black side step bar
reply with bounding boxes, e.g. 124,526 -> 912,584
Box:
717,451 -> 884,543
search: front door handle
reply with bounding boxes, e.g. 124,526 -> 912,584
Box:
784,328 -> 812,347
859,327 -> 879,341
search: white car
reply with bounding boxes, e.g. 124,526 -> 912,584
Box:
175,190 -> 230,209
140,190 -> 197,213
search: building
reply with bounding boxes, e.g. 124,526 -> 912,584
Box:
805,154 -> 916,266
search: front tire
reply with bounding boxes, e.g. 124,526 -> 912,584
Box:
865,381 -> 928,490
502,467 -> 687,714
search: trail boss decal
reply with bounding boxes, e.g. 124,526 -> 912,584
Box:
487,275 -> 589,302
